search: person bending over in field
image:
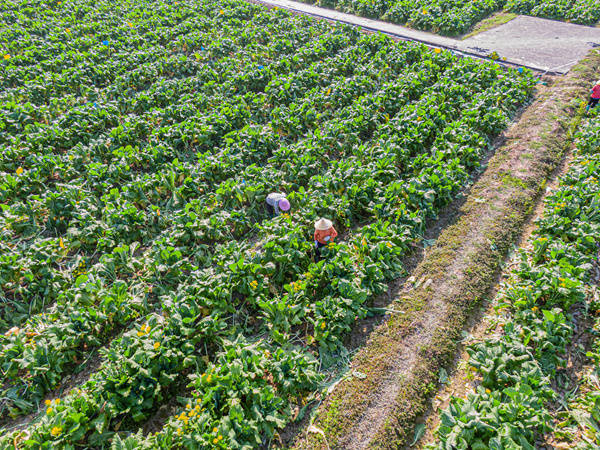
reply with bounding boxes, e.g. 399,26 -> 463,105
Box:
587,79 -> 600,113
314,218 -> 338,262
266,192 -> 290,216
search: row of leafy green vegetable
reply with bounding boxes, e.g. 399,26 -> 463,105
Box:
431,114 -> 600,449
546,115 -> 600,448
1,0 -> 533,447
1,54 -> 533,450
0,27 -> 439,417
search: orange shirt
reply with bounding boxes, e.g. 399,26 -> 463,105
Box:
314,226 -> 338,245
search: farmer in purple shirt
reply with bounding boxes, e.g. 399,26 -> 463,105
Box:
265,193 -> 290,216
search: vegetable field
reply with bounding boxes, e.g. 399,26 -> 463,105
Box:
432,114 -> 600,449
0,0 -> 538,448
302,0 -> 600,36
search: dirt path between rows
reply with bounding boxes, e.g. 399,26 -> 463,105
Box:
292,49 -> 600,450
416,128 -> 579,449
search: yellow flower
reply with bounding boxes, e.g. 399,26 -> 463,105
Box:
532,306 -> 538,312
16,166 -> 23,175
66,28 -> 70,33
422,8 -> 428,14
55,398 -> 60,404
219,9 -> 224,14
177,427 -> 182,435
485,389 -> 491,394
320,322 -> 326,329
50,426 -> 62,437
434,48 -> 441,54
213,427 -> 218,433
59,238 -> 65,249
46,407 -> 53,415
127,22 -> 133,27
207,374 -> 212,383
154,342 -> 160,350
3,54 -> 10,60
218,435 -> 223,441
45,399 -> 52,406
386,242 -> 392,248
213,438 -> 218,444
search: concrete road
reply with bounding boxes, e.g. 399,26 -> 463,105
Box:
464,16 -> 600,73
252,0 -> 600,74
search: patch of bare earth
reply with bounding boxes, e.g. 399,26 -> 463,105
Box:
292,50 -> 600,450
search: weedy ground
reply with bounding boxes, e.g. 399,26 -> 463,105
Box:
461,12 -> 518,40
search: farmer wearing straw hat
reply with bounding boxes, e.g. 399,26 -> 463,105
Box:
266,192 -> 290,216
314,218 -> 338,261
587,79 -> 600,112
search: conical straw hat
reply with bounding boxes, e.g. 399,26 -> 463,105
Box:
314,218 -> 333,230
